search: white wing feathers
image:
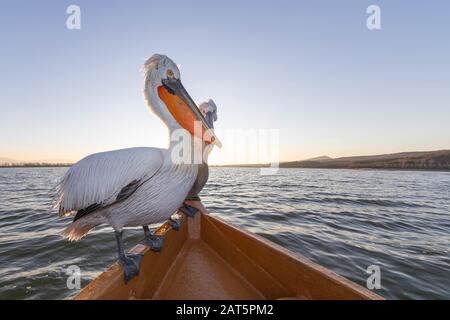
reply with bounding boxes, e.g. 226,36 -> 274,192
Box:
55,147 -> 164,217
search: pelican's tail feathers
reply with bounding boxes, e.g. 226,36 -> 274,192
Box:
61,218 -> 101,242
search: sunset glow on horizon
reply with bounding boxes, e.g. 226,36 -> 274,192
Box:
1,1 -> 449,165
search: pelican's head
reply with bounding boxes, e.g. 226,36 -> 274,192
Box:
143,54 -> 221,147
143,54 -> 181,87
199,99 -> 218,129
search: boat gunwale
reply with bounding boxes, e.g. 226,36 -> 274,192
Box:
201,213 -> 383,300
74,210 -> 383,300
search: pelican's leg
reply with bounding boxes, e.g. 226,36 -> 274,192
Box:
115,230 -> 142,283
143,226 -> 164,252
179,203 -> 199,218
168,218 -> 181,231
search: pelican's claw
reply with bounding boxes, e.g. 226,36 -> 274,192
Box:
180,205 -> 199,218
169,218 -> 181,231
147,235 -> 164,252
119,253 -> 143,283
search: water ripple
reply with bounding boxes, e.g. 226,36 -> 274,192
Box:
0,167 -> 449,299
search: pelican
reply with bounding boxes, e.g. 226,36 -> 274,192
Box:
182,99 -> 218,212
55,54 -> 221,282
164,99 -> 218,228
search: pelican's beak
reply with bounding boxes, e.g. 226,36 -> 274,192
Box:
159,78 -> 222,148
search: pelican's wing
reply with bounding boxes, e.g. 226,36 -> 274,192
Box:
55,147 -> 164,217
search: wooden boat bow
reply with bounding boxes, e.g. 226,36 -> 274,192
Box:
74,203 -> 383,300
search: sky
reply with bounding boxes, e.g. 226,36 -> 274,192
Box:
0,0 -> 449,165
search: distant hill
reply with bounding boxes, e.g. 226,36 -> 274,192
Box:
280,150 -> 450,170
3,150 -> 450,170
304,155 -> 332,162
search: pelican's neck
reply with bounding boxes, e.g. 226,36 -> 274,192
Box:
144,76 -> 182,148
199,141 -> 212,165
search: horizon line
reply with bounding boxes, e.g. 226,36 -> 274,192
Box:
1,148 -> 448,166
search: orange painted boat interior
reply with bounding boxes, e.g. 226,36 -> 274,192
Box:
75,208 -> 382,300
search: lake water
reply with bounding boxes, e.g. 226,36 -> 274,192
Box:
0,167 -> 449,299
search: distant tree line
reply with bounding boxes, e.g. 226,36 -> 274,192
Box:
0,163 -> 73,168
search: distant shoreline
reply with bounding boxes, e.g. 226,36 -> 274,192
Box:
1,149 -> 449,171
1,165 -> 448,173
0,164 -> 72,168
215,149 -> 450,171
210,165 -> 450,172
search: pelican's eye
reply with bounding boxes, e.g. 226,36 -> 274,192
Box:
166,69 -> 174,78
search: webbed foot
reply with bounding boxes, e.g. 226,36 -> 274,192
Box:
169,217 -> 181,231
146,234 -> 164,252
119,253 -> 143,283
180,204 -> 199,218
